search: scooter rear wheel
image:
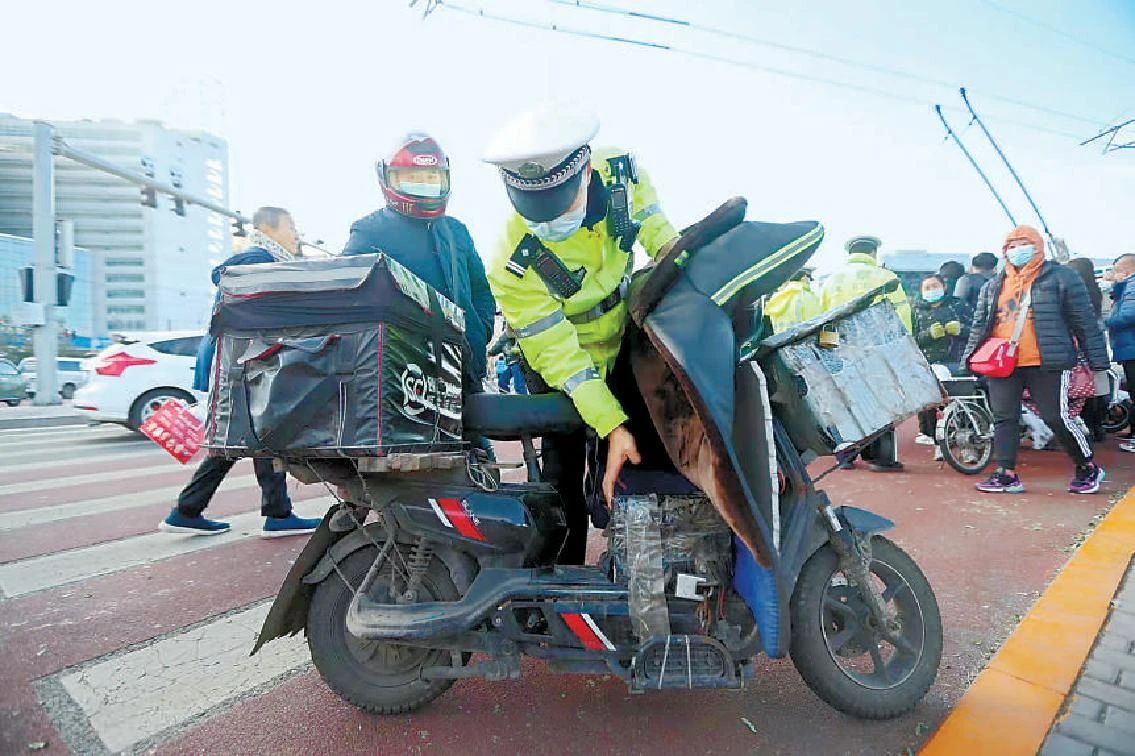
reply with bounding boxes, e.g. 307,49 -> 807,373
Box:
307,547 -> 461,714
789,536 -> 942,719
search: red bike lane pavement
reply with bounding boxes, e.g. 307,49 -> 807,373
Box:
150,428 -> 1134,755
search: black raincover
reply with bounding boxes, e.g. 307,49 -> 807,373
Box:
203,254 -> 465,457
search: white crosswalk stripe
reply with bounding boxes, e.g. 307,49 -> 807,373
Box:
0,464 -> 193,496
0,474 -> 258,531
0,424 -> 118,442
0,443 -> 164,469
57,600 -> 309,754
0,497 -> 332,597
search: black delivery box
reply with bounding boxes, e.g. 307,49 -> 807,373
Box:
202,253 -> 465,458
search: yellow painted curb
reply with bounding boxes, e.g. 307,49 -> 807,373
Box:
922,489 -> 1135,755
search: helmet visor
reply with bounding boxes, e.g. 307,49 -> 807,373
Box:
387,166 -> 450,198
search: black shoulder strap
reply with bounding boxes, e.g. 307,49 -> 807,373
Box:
506,234 -> 585,300
505,233 -> 544,278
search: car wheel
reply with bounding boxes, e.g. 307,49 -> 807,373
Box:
128,388 -> 195,431
4,400 -> 20,407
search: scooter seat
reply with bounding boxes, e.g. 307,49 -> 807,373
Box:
464,392 -> 584,440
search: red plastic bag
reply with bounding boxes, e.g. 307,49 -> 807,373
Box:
139,399 -> 204,464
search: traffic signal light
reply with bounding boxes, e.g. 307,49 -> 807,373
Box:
172,197 -> 186,217
232,220 -> 247,237
56,272 -> 75,307
141,186 -> 157,208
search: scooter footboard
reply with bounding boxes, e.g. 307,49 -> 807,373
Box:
346,566 -> 627,641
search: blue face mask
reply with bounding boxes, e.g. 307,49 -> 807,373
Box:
923,289 -> 945,303
1007,244 -> 1036,268
398,181 -> 444,198
525,203 -> 587,243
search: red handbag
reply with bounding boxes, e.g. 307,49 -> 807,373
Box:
968,289 -> 1032,378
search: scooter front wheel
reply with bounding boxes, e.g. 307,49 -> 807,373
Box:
307,547 -> 462,714
789,536 -> 942,719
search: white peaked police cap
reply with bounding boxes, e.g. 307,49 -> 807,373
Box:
482,101 -> 600,178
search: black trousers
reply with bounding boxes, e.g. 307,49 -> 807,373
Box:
987,366 -> 1093,470
177,456 -> 292,518
861,429 -> 898,465
541,429 -> 591,565
917,410 -> 937,438
1121,363 -> 1130,433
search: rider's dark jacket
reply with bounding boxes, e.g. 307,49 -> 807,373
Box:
342,208 -> 495,382
961,261 -> 1110,371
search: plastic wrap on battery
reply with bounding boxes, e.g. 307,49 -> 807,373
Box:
624,495 -> 670,640
762,301 -> 945,455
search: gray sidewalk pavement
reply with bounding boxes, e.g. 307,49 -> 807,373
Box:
1043,558 -> 1135,756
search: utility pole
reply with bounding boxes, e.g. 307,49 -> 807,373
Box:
31,121 -> 59,406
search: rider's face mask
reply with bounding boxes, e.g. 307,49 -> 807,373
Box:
388,167 -> 449,198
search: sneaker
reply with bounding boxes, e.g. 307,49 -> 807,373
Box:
976,469 -> 1025,494
933,447 -> 943,461
261,512 -> 321,538
1120,441 -> 1135,453
158,509 -> 231,535
1069,463 -> 1106,495
915,433 -> 936,446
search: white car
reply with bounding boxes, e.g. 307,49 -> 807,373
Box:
19,357 -> 91,400
74,331 -> 205,430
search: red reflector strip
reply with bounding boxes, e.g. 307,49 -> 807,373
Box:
435,497 -> 486,541
561,612 -> 613,651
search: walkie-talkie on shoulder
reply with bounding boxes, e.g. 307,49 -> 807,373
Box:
606,155 -> 640,252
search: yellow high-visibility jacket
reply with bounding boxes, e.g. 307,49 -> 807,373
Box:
766,280 -> 823,332
820,253 -> 913,332
487,147 -> 678,437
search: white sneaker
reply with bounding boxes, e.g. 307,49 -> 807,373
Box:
915,434 -> 936,446
933,447 -> 943,461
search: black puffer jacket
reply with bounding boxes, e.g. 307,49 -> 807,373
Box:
961,261 -> 1109,371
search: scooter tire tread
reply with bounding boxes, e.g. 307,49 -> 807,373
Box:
789,536 -> 943,720
306,547 -> 461,715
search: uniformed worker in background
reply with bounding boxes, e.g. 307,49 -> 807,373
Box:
822,235 -> 912,472
482,102 -> 678,564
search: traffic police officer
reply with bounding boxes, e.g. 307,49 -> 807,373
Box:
483,102 -> 678,564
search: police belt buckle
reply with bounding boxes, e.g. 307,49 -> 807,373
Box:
568,276 -> 630,325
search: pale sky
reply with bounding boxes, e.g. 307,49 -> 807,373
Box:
3,0 -> 1132,273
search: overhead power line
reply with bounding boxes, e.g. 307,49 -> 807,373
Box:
548,0 -> 1108,128
981,0 -> 1135,69
426,0 -> 1086,140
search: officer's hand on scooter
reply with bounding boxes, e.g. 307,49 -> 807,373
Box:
603,425 -> 642,506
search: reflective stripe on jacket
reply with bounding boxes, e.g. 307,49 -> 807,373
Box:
487,147 -> 678,437
820,253 -> 913,332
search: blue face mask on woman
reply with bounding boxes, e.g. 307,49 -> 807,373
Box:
923,289 -> 945,303
1006,244 -> 1036,268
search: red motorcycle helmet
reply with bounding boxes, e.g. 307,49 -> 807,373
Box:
377,133 -> 451,219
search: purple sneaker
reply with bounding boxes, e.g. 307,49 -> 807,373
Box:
976,469 -> 1024,493
1069,462 -> 1106,494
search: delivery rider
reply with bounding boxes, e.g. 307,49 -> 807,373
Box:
482,102 -> 678,565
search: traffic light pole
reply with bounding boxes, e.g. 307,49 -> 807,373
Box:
31,121 -> 59,406
51,138 -> 251,226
